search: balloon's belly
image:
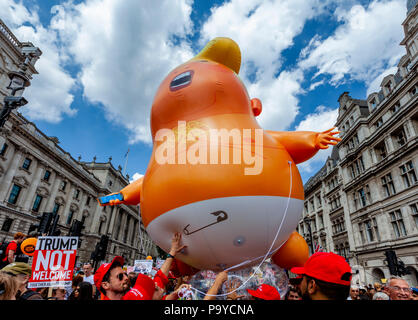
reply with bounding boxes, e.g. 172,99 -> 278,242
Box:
145,195 -> 303,271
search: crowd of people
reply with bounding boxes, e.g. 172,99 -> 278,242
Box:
0,232 -> 417,301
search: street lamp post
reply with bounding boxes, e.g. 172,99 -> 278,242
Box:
304,217 -> 314,254
0,71 -> 30,128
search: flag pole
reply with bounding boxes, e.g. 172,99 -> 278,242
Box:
123,149 -> 129,176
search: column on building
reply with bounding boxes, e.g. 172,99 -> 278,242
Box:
0,145 -> 24,202
45,172 -> 63,211
22,160 -> 45,212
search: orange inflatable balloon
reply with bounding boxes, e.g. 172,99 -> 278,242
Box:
170,258 -> 199,278
271,231 -> 309,269
98,37 -> 340,271
146,256 -> 153,260
21,237 -> 37,256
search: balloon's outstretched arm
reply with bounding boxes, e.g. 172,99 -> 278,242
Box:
97,176 -> 143,206
266,128 -> 341,164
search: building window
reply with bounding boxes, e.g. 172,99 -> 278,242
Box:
22,158 -> 32,170
400,161 -> 417,188
52,203 -> 61,215
359,188 -> 367,207
99,220 -> 104,235
374,117 -> 383,129
0,143 -> 8,156
349,157 -> 365,178
86,196 -> 91,206
390,102 -> 401,114
370,98 -> 377,109
381,173 -> 396,197
390,210 -> 407,238
359,218 -> 379,244
74,189 -> 80,200
309,198 -> 315,212
1,218 -> 13,232
374,142 -> 387,161
411,203 -> 418,228
393,127 -> 407,147
60,181 -> 67,191
8,184 -> 22,205
66,210 -> 74,225
32,195 -> 43,212
316,194 -> 322,208
43,170 -> 51,182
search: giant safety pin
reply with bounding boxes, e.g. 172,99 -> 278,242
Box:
183,210 -> 228,236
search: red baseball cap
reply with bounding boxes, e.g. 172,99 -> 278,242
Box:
247,284 -> 281,300
94,256 -> 125,291
123,273 -> 156,300
290,252 -> 352,286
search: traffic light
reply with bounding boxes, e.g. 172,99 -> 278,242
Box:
38,212 -> 53,234
68,220 -> 84,237
48,213 -> 60,236
397,260 -> 410,276
96,235 -> 109,261
384,250 -> 398,275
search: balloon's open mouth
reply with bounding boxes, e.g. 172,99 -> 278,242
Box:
170,70 -> 193,91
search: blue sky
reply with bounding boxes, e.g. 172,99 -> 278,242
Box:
1,0 -> 407,183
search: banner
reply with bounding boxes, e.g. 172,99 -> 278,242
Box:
134,259 -> 153,274
156,259 -> 165,269
28,236 -> 78,288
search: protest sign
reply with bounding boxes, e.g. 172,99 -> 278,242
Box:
134,260 -> 153,274
156,259 -> 165,269
28,236 -> 78,288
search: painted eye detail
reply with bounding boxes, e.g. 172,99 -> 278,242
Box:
170,70 -> 194,91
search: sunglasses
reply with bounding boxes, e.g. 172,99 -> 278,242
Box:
116,272 -> 128,281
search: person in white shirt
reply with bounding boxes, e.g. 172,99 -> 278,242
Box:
83,263 -> 95,285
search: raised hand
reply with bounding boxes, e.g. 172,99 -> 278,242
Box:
169,232 -> 188,256
315,127 -> 341,149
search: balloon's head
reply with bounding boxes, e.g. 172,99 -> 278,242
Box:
151,37 -> 258,138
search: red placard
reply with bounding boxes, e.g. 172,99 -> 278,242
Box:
28,236 -> 78,288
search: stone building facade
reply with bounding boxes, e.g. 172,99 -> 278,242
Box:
0,19 -> 158,267
299,3 -> 418,287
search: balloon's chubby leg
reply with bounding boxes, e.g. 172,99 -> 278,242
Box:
97,176 -> 143,206
266,128 -> 341,164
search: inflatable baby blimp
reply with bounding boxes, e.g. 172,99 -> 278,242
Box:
98,37 -> 340,271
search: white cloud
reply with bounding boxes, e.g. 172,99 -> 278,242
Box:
295,106 -> 339,174
299,0 -> 406,85
50,0 -> 195,144
1,0 -> 77,123
129,172 -> 144,183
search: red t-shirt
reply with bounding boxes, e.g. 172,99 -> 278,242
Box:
2,241 -> 17,262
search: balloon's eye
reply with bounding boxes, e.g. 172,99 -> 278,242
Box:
170,71 -> 193,91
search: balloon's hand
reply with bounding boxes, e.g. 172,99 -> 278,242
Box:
315,127 -> 341,149
97,192 -> 124,206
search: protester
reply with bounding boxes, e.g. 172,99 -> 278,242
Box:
74,281 -> 94,300
1,262 -> 43,300
0,232 -> 26,269
290,252 -> 352,300
50,287 -> 67,300
384,277 -> 412,300
95,232 -> 186,300
372,292 -> 389,300
411,287 -> 418,300
247,284 -> 281,300
374,282 -> 382,292
67,274 -> 84,300
82,263 -> 95,285
285,286 -> 302,300
203,270 -> 228,300
347,285 -> 359,300
128,271 -> 138,288
0,271 -> 18,300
